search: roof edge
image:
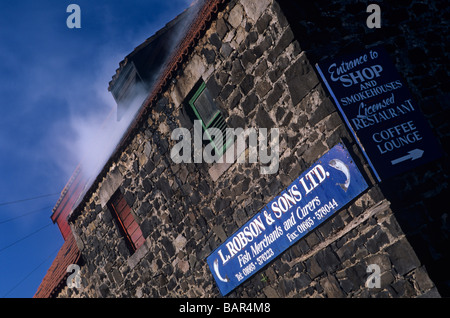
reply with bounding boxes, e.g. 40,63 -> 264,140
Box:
68,0 -> 226,224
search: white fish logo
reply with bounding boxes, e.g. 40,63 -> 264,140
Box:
329,159 -> 351,192
213,258 -> 229,283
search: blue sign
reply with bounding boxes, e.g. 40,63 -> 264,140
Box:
207,143 -> 368,295
316,46 -> 443,181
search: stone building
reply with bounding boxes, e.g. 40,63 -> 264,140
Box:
35,0 -> 449,298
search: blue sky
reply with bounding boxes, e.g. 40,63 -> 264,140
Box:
0,0 -> 192,298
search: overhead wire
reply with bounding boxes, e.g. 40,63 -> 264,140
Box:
2,246 -> 60,298
0,192 -> 60,208
0,192 -> 58,261
0,193 -> 61,297
0,205 -> 53,225
0,198 -> 56,253
0,222 -> 53,255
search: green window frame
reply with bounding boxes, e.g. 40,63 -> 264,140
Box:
188,82 -> 234,158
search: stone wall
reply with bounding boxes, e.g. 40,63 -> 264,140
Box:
277,0 -> 450,296
58,0 -> 445,298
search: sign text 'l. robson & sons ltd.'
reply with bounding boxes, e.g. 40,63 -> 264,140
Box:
207,143 -> 368,295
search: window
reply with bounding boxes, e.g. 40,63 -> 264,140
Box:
110,61 -> 146,121
108,190 -> 145,252
188,81 -> 234,158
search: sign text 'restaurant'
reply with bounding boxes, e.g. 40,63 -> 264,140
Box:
316,46 -> 443,180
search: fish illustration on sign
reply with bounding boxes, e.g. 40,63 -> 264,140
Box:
329,159 -> 351,191
213,258 -> 229,283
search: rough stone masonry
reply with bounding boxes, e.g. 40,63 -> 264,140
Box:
56,0 -> 448,298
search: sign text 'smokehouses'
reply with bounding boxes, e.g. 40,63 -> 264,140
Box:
315,46 -> 443,181
207,144 -> 368,295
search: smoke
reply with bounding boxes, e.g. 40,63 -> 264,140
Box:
66,83 -> 148,182
50,0 -> 204,188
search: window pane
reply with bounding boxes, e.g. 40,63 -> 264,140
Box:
193,87 -> 219,126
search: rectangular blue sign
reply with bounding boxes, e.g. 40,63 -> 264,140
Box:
207,143 -> 368,295
315,46 -> 443,181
